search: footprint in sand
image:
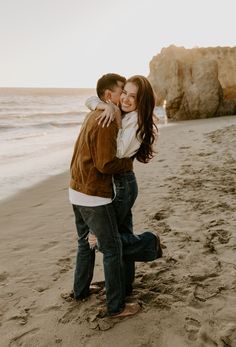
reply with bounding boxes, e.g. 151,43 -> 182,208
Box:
197,321 -> 236,347
88,317 -> 114,331
204,229 -> 231,254
8,306 -> 32,326
204,236 -> 217,253
184,317 -> 201,341
193,280 -> 226,302
56,257 -> 72,273
9,328 -> 40,347
59,298 -> 100,327
216,229 -> 231,244
149,220 -> 172,234
211,229 -> 231,244
58,303 -> 81,324
152,209 -> 169,221
132,266 -> 186,310
0,271 -> 9,283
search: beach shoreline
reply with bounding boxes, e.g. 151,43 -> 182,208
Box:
0,115 -> 235,347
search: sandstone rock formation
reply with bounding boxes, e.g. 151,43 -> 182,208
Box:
148,46 -> 236,120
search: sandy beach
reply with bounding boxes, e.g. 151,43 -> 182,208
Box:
0,115 -> 235,347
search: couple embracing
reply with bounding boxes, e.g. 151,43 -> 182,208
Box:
69,73 -> 162,318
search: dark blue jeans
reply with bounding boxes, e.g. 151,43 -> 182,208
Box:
72,173 -> 162,313
113,171 -> 138,236
113,172 -> 161,295
72,204 -> 125,315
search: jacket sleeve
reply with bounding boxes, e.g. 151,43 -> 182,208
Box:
91,121 -> 133,174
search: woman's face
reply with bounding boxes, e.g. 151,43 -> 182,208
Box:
120,82 -> 138,113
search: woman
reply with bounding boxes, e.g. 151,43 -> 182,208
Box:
86,75 -> 162,295
86,75 -> 158,161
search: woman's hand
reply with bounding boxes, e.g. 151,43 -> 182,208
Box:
88,233 -> 97,249
96,101 -> 117,127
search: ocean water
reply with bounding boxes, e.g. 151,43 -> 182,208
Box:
0,88 -> 166,201
0,88 -> 95,200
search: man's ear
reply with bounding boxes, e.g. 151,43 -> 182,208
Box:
104,89 -> 112,102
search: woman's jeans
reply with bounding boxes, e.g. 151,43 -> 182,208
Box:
113,171 -> 160,295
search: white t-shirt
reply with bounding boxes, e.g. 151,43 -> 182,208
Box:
69,188 -> 112,206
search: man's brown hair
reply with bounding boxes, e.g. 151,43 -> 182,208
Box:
96,73 -> 126,100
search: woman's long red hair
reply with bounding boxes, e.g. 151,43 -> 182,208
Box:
127,75 -> 157,163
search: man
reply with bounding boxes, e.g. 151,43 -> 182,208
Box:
85,77 -> 163,296
69,73 -> 140,317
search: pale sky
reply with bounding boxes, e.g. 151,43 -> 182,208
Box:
0,0 -> 235,88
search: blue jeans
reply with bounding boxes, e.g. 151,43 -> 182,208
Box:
113,172 -> 162,295
113,171 -> 138,236
72,203 -> 125,316
73,173 -> 162,312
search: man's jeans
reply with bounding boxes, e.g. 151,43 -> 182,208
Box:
72,203 -> 125,316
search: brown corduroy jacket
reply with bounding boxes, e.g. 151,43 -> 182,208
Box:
70,110 -> 133,198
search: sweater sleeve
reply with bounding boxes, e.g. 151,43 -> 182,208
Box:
116,126 -> 141,158
91,121 -> 133,174
85,96 -> 101,111
116,112 -> 141,158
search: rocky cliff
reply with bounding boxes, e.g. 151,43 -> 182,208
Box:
148,46 -> 236,120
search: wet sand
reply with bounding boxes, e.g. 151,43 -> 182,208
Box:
0,115 -> 235,347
